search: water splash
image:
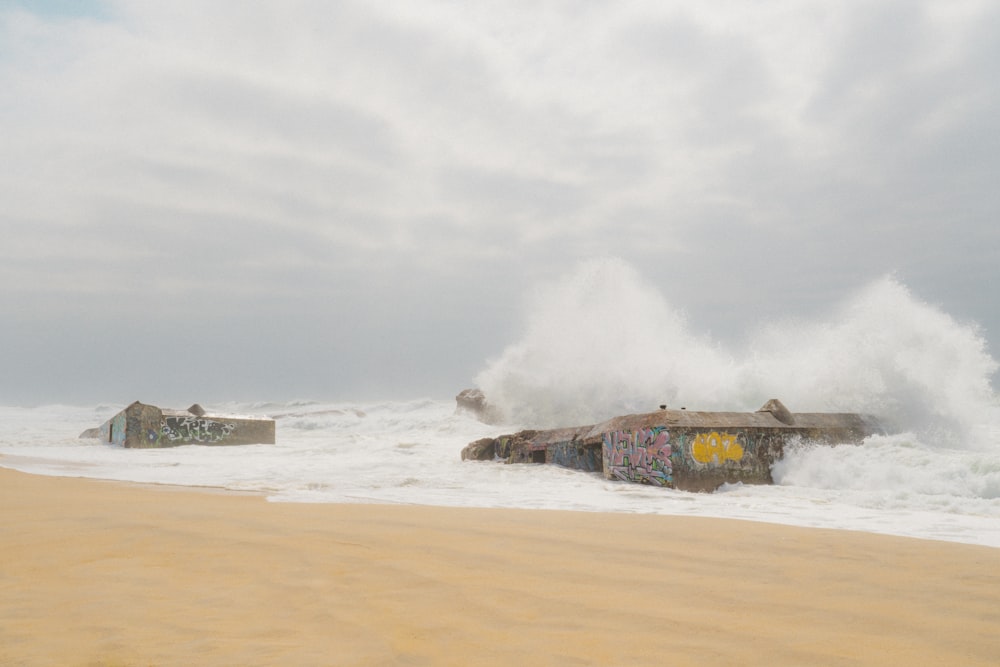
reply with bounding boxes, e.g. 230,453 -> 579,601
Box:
475,258 -> 732,426
475,259 -> 997,446
734,277 -> 997,443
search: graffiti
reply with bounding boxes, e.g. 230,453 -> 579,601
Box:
160,416 -> 236,444
603,427 -> 672,486
690,432 -> 743,464
551,441 -> 602,472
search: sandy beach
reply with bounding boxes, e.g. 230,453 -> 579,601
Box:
2,467 -> 999,666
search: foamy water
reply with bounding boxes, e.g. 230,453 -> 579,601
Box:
2,261 -> 999,547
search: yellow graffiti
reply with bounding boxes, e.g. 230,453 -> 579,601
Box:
691,432 -> 743,464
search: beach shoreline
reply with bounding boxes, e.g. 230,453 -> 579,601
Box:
3,466 -> 999,666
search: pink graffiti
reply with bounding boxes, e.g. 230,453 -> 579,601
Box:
604,428 -> 672,484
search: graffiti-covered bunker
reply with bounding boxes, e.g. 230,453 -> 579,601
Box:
82,401 -> 276,448
462,399 -> 882,492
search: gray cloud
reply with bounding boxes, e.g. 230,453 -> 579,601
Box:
1,0 -> 998,404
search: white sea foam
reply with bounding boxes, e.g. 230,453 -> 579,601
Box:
1,261 -> 999,547
2,397 -> 1000,546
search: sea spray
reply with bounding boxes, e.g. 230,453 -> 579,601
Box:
474,259 -> 736,427
475,259 -> 998,445
735,277 -> 997,444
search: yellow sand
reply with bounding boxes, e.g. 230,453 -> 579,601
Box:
2,467 -> 999,666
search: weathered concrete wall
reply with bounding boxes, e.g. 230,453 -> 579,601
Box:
600,425 -> 790,492
461,400 -> 882,492
88,402 -> 276,448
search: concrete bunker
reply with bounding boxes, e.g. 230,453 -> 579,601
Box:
461,399 -> 883,492
80,401 -> 276,448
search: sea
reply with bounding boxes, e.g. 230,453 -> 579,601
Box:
2,262 -> 999,548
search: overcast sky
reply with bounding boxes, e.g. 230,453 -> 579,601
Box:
1,0 -> 998,406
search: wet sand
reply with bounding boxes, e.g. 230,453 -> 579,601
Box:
2,466 -> 999,666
